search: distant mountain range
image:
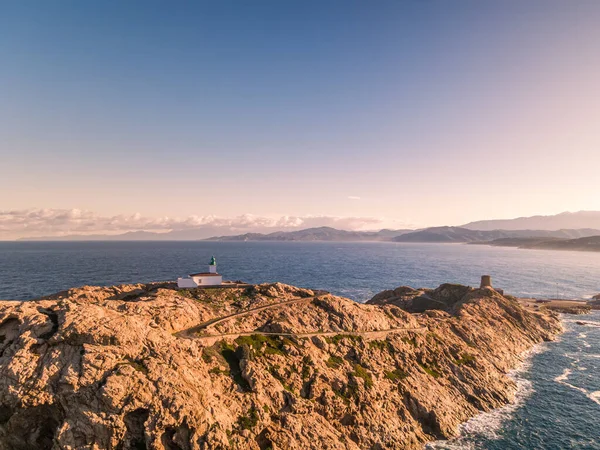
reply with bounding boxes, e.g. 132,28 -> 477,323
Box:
204,227 -> 412,242
391,226 -> 600,243
462,211 -> 600,231
18,211 -> 600,243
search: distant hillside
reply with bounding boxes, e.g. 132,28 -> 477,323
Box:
478,236 -> 600,252
463,211 -> 600,231
22,224 -> 600,243
205,226 -> 412,242
471,237 -> 563,248
392,227 -> 600,243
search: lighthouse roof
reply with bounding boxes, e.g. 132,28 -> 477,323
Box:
210,256 -> 217,265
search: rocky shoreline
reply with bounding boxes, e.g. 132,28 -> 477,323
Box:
0,282 -> 562,449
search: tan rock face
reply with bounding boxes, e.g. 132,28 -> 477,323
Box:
0,282 -> 561,450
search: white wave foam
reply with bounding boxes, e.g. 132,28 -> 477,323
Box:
588,391 -> 600,405
554,368 -> 600,407
554,368 -> 571,382
426,342 -> 547,449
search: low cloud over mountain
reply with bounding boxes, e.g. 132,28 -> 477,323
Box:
0,208 -> 402,240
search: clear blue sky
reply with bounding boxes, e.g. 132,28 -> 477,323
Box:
1,1 -> 600,237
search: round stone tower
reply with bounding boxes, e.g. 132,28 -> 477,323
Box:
480,275 -> 492,289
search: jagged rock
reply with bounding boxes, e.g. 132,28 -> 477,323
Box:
0,282 -> 561,449
589,295 -> 600,310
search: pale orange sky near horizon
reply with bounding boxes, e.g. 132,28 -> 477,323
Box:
1,1 -> 600,238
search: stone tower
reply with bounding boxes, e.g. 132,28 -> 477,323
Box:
480,275 -> 492,289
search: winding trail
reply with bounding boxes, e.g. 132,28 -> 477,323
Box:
191,327 -> 426,340
176,293 -> 427,341
176,295 -> 322,338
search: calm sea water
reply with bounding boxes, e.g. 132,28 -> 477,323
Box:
1,241 -> 600,448
1,241 -> 599,301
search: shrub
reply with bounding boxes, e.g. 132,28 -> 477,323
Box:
269,365 -> 294,393
418,362 -> 441,378
384,368 -> 408,381
351,364 -> 374,388
368,340 -> 388,351
455,353 -> 476,366
235,334 -> 293,358
238,407 -> 259,430
401,336 -> 417,347
326,355 -> 344,369
301,356 -> 313,379
325,334 -> 363,345
220,341 -> 251,391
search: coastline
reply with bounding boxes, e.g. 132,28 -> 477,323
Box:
0,281 -> 563,449
425,340 -> 553,449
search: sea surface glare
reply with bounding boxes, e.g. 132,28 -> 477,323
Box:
1,241 -> 600,448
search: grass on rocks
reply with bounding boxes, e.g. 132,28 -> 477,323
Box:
351,363 -> 374,388
234,334 -> 296,357
325,334 -> 363,345
219,342 -> 251,392
326,355 -> 344,368
454,352 -> 477,366
384,368 -> 408,382
237,406 -> 259,430
418,362 -> 441,378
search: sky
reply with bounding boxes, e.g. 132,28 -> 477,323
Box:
1,1 -> 600,239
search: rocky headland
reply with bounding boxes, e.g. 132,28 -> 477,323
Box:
587,295 -> 600,310
0,282 -> 561,449
476,235 -> 600,252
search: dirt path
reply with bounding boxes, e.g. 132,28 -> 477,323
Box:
192,327 -> 427,342
175,295 -> 322,338
176,294 -> 426,341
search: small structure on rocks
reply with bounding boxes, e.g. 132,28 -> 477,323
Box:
177,256 -> 223,288
480,275 -> 504,295
480,275 -> 492,289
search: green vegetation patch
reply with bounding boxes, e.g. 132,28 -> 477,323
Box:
301,356 -> 313,379
234,334 -> 295,358
220,341 -> 251,392
118,357 -> 149,375
384,368 -> 408,382
454,353 -> 476,366
208,366 -> 229,375
369,339 -> 395,353
326,355 -> 344,369
351,363 -> 374,389
418,362 -> 441,378
268,364 -> 295,393
202,345 -> 222,364
178,287 -> 247,305
401,336 -> 417,347
325,334 -> 363,345
333,385 -> 356,404
237,406 -> 259,430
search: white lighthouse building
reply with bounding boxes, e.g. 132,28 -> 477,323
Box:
177,256 -> 223,288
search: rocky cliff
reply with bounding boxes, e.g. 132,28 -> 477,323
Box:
0,282 -> 561,450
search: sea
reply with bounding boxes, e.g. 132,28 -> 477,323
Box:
1,240 -> 600,449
